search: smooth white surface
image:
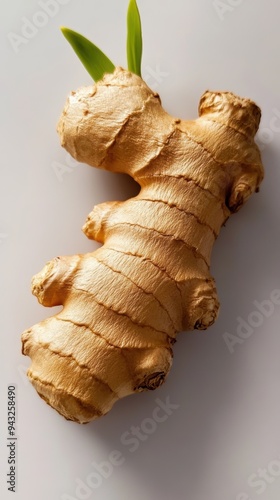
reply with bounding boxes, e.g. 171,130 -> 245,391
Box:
1,1 -> 280,499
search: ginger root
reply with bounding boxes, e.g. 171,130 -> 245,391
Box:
22,68 -> 264,423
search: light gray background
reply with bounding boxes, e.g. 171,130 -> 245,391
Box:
1,1 -> 280,499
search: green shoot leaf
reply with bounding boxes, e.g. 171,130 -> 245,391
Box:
127,0 -> 142,77
61,27 -> 115,82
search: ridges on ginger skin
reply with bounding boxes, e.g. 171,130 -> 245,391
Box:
22,67 -> 264,423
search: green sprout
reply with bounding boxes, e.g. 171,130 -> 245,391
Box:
126,0 -> 143,77
61,27 -> 115,82
61,0 -> 143,82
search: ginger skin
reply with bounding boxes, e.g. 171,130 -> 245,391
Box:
22,68 -> 264,423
